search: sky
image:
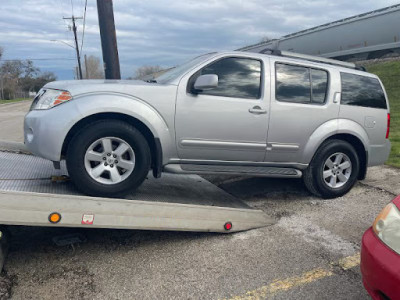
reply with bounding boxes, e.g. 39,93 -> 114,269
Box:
0,0 -> 399,80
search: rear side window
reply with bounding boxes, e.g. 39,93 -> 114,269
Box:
312,69 -> 329,104
276,63 -> 328,104
340,73 -> 387,109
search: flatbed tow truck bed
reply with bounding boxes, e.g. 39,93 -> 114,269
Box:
0,151 -> 274,268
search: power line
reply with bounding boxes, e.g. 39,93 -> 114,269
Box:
0,58 -> 76,61
80,0 -> 88,55
57,0 -> 74,49
70,0 -> 74,15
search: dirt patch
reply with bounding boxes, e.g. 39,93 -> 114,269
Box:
0,273 -> 13,300
11,262 -> 96,300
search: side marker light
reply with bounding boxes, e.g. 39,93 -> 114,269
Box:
49,212 -> 61,224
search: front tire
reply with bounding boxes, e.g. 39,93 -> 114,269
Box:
303,139 -> 359,199
66,120 -> 151,197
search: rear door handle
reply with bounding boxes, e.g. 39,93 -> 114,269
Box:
249,106 -> 267,114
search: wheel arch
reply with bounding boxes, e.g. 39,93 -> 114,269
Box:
61,112 -> 163,178
303,119 -> 369,180
307,133 -> 368,180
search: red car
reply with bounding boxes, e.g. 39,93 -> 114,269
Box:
361,195 -> 400,300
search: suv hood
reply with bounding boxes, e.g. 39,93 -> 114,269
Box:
43,79 -> 171,96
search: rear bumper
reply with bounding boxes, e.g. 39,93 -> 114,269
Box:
368,140 -> 391,167
361,227 -> 400,299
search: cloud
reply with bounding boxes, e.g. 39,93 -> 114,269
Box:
0,0 -> 398,79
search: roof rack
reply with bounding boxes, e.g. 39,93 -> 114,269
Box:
260,48 -> 360,70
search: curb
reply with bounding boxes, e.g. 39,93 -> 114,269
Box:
0,140 -> 31,155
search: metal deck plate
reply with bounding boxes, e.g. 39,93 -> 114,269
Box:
0,152 -> 249,209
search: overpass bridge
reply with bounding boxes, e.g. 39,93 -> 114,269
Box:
240,4 -> 400,61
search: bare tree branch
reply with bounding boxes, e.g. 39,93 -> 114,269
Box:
133,65 -> 164,80
83,55 -> 104,79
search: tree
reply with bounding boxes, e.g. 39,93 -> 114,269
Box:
133,65 -> 163,80
0,57 -> 56,99
0,47 -> 3,60
0,60 -> 23,99
23,60 -> 39,78
19,60 -> 40,92
0,60 -> 24,79
83,55 -> 104,79
260,36 -> 272,43
32,72 -> 57,91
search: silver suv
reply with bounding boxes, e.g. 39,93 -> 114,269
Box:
24,50 -> 391,198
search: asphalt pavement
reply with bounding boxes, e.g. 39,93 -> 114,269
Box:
0,166 -> 397,299
0,101 -> 31,144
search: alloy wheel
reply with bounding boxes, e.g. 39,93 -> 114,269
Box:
84,137 -> 135,185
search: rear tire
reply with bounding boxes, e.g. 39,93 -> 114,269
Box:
303,139 -> 359,199
66,120 -> 151,197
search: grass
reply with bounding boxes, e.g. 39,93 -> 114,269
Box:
0,98 -> 31,105
366,60 -> 400,168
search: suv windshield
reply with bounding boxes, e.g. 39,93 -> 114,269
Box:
156,53 -> 216,84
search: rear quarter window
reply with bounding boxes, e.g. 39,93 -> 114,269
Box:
340,73 -> 387,109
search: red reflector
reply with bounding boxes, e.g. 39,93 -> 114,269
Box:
386,113 -> 390,139
224,222 -> 232,231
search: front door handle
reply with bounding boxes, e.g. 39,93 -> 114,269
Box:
249,106 -> 267,114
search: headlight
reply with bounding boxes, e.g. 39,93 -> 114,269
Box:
31,89 -> 72,110
373,203 -> 400,254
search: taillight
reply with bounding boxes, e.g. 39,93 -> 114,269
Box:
386,113 -> 390,139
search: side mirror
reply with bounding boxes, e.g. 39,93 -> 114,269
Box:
193,74 -> 218,91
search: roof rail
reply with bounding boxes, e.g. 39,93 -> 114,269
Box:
260,48 -> 358,70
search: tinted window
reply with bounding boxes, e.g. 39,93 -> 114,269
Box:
341,73 -> 387,109
276,64 -> 310,103
311,69 -> 328,104
198,57 -> 262,99
276,63 -> 329,104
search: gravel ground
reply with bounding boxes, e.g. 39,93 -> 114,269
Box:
0,166 -> 398,299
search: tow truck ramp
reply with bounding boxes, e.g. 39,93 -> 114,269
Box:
0,190 -> 271,232
0,152 -> 274,233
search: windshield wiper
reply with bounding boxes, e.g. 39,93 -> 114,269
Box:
146,79 -> 157,83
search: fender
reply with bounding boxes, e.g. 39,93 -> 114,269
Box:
62,92 -> 176,164
336,118 -> 370,148
302,118 -> 369,164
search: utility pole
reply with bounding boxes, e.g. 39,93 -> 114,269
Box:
0,76 -> 3,100
84,54 -> 89,79
97,0 -> 121,79
63,16 -> 83,80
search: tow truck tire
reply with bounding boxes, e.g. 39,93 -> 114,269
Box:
66,120 -> 151,197
303,139 -> 359,199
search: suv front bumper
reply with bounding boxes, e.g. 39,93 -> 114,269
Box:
24,105 -> 78,162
